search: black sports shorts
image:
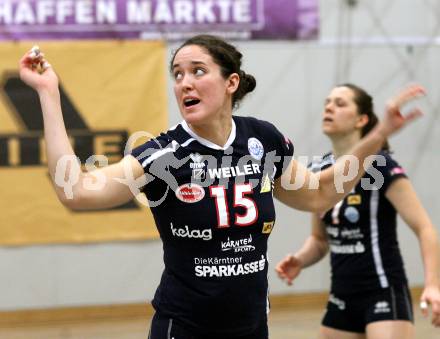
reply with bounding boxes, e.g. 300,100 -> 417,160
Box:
148,311 -> 269,339
322,284 -> 413,333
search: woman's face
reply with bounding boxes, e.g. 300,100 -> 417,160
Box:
322,86 -> 366,137
172,45 -> 238,125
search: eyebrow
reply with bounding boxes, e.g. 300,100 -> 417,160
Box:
325,96 -> 345,102
172,61 -> 207,70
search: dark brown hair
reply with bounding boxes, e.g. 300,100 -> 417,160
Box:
170,34 -> 256,108
338,83 -> 390,151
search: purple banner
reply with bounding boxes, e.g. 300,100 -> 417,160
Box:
0,0 -> 319,40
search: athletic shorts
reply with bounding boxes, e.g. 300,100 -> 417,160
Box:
148,311 -> 269,339
322,284 -> 414,333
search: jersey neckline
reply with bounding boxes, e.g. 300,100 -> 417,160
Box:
180,118 -> 237,151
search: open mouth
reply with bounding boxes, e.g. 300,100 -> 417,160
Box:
184,98 -> 201,108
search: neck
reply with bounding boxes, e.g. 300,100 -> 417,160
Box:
188,115 -> 233,147
329,132 -> 362,158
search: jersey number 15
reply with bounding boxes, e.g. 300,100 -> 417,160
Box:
210,183 -> 258,228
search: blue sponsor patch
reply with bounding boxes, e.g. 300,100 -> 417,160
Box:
344,206 -> 360,223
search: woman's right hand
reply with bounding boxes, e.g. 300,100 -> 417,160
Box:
19,46 -> 59,92
376,84 -> 425,138
275,254 -> 303,286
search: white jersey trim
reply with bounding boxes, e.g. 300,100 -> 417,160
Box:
309,154 -> 335,172
370,189 -> 389,288
181,119 -> 236,150
141,140 -> 179,168
181,138 -> 196,147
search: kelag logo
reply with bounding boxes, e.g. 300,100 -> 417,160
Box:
0,72 -> 138,210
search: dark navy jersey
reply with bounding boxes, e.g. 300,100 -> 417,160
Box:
131,116 -> 293,336
309,151 -> 408,295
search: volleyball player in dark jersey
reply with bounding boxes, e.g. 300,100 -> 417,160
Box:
276,84 -> 440,338
20,36 -> 426,338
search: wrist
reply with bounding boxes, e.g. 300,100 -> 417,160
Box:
425,279 -> 440,289
38,86 -> 61,104
293,253 -> 305,268
38,86 -> 59,96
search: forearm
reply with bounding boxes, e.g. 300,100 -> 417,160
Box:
294,236 -> 329,268
417,226 -> 440,287
39,88 -> 83,201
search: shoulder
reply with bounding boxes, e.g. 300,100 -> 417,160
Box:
234,115 -> 280,135
131,131 -> 173,157
234,115 -> 294,152
375,150 -> 395,163
130,125 -> 188,168
369,150 -> 407,191
372,150 -> 405,174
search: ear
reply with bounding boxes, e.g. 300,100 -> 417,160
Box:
226,73 -> 240,95
355,114 -> 369,129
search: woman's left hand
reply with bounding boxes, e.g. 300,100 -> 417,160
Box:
377,85 -> 425,137
19,46 -> 58,93
420,284 -> 440,327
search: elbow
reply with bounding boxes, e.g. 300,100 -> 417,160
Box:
320,242 -> 330,257
62,199 -> 84,211
57,190 -> 88,211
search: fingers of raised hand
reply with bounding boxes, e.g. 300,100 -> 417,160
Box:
27,45 -> 41,59
22,45 -> 51,73
394,85 -> 425,106
387,85 -> 426,112
400,109 -> 423,125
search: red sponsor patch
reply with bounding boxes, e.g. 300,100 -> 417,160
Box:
175,183 -> 205,203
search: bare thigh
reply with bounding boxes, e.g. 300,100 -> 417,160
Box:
366,320 -> 414,339
319,325 -> 366,339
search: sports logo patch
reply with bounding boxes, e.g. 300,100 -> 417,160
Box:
190,153 -> 203,164
192,168 -> 205,180
347,194 -> 361,205
344,206 -> 360,223
190,153 -> 206,179
262,221 -> 274,234
374,301 -> 391,314
248,137 -> 264,160
175,183 -> 205,203
260,174 -> 272,193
